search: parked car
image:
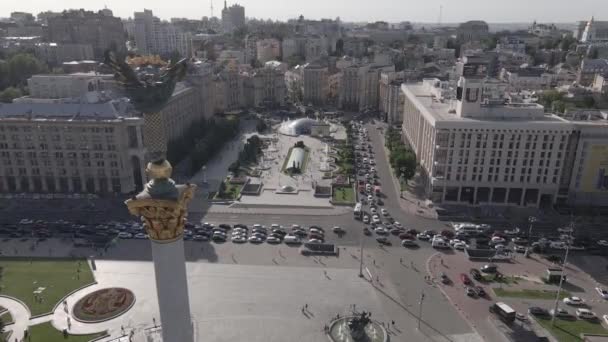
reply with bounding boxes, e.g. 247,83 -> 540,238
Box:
460,273 -> 473,285
481,264 -> 497,273
376,236 -> 389,245
476,286 -> 486,297
563,297 -> 585,306
283,235 -> 301,244
417,233 -> 431,241
465,286 -> 476,297
440,272 -> 450,284
332,226 -> 345,234
528,307 -> 550,317
550,308 -> 572,318
576,308 -> 597,320
401,239 -> 418,248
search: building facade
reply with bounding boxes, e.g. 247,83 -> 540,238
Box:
303,64 -> 328,106
456,21 -> 490,43
0,101 -> 146,194
34,43 -> 94,66
221,1 -> 245,34
401,77 -> 573,207
26,73 -> 113,99
47,9 -> 126,58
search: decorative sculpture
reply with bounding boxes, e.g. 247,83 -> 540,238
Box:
104,50 -> 189,160
125,159 -> 196,243
347,311 -> 371,340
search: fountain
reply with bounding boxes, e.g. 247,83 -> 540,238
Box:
328,311 -> 388,342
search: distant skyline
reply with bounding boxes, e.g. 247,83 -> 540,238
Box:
1,0 -> 605,23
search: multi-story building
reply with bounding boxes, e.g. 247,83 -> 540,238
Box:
221,1 -> 245,34
339,63 -> 395,111
244,35 -> 258,65
379,71 -> 406,125
34,43 -> 94,66
256,38 -> 281,63
401,77 -> 573,207
244,62 -> 287,108
159,83 -> 211,146
302,64 -> 328,106
218,50 -> 245,64
577,59 -> 608,86
26,73 -> 113,99
500,66 -> 555,92
305,36 -> 326,62
214,64 -> 244,113
47,9 -> 126,59
0,99 -> 146,194
134,10 -> 187,56
456,21 -> 490,43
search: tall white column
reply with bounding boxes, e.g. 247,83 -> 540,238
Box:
151,238 -> 193,342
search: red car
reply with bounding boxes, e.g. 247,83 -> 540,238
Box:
399,233 -> 415,240
441,230 -> 455,239
460,273 -> 472,285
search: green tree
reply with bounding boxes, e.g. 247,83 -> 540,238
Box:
0,87 -> 22,103
7,53 -> 47,88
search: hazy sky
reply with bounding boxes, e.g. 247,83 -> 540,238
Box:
2,0 -> 606,22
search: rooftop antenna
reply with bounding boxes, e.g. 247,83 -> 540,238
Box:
438,4 -> 443,26
210,0 -> 214,17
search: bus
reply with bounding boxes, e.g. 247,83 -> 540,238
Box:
354,203 -> 362,220
489,302 -> 516,324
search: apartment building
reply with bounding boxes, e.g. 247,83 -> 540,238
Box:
303,64 -> 328,106
0,100 -> 146,194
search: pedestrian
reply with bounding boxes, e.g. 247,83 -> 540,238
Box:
392,320 -> 395,326
305,303 -> 308,310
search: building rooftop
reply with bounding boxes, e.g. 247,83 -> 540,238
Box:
402,83 -> 569,128
0,100 -> 136,122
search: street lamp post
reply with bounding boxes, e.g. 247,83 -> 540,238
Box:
417,291 -> 425,330
359,226 -> 364,277
551,219 -> 574,326
526,216 -> 536,257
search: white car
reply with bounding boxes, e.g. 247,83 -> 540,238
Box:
283,235 -> 301,244
248,236 -> 263,243
118,232 -> 132,239
309,228 -> 324,235
603,314 -> 608,326
308,238 -> 322,244
372,215 -> 381,224
598,240 -> 608,247
375,227 -> 389,235
596,287 -> 608,299
563,297 -> 585,306
417,233 -> 431,240
393,221 -> 403,228
491,236 -> 506,244
363,215 -> 370,224
449,239 -> 462,246
494,244 -> 506,250
231,236 -> 247,243
381,209 -> 389,216
576,308 -> 596,320
332,226 -> 345,233
134,233 -> 148,239
514,245 -> 526,253
266,236 -> 281,244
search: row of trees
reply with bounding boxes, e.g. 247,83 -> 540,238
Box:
540,89 -> 597,114
228,135 -> 263,176
0,53 -> 49,103
385,126 -> 416,183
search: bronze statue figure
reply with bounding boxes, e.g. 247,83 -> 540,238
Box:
103,50 -> 189,113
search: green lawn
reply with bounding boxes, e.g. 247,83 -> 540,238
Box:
0,258 -> 94,316
332,187 -> 355,204
482,274 -> 521,284
27,322 -> 106,342
215,180 -> 244,200
493,288 -> 571,300
535,316 -> 608,342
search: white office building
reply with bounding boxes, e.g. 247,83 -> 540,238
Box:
401,77 -> 573,207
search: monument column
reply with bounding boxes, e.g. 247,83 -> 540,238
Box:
125,160 -> 195,342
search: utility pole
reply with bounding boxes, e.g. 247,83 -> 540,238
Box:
525,216 -> 536,257
359,225 -> 364,277
551,218 -> 573,326
417,291 -> 425,330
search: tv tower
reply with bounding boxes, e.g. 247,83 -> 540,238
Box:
438,4 -> 443,26
210,0 -> 214,17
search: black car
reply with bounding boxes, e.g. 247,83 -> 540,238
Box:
234,223 -> 248,229
481,264 -> 497,273
475,286 -> 486,297
219,224 -> 232,229
528,307 -> 550,317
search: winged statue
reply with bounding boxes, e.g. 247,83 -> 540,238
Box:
103,50 -> 189,113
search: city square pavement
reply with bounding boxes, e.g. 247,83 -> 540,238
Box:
427,249 -> 608,342
1,238 -> 480,342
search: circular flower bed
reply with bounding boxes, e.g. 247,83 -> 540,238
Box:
73,288 -> 135,323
